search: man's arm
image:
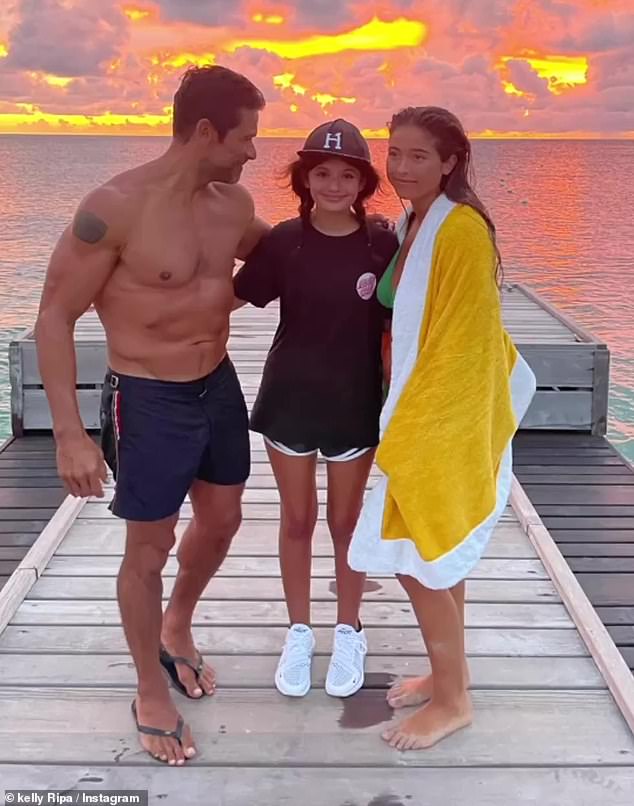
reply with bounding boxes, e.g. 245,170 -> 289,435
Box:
235,215 -> 272,261
34,187 -> 123,497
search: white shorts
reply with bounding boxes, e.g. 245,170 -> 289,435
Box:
264,436 -> 374,463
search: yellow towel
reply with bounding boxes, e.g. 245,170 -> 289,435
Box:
348,195 -> 536,588
380,205 -> 519,557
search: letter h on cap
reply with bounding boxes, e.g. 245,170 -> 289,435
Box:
323,131 -> 343,150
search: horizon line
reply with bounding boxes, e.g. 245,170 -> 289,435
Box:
1,130 -> 633,141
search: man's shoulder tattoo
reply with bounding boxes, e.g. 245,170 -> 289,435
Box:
73,210 -> 108,244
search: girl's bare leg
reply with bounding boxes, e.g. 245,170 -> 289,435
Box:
383,576 -> 472,750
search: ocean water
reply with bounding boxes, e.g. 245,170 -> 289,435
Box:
0,134 -> 633,459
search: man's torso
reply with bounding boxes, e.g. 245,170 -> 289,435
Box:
95,163 -> 252,381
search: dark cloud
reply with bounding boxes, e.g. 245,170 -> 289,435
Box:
449,0 -> 516,28
153,0 -> 416,31
504,59 -> 551,100
7,0 -> 127,77
153,0 -> 241,27
558,14 -> 634,52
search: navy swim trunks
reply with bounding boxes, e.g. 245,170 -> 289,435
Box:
100,355 -> 250,522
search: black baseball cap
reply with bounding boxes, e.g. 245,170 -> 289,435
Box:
297,118 -> 371,164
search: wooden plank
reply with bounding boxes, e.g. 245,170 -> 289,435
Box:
20,340 -> 106,385
23,389 -> 102,431
0,436 -> 58,450
76,498 -> 519,520
0,477 -> 64,488
596,608 -> 634,626
0,508 -> 59,520
515,474 -> 634,485
9,338 -> 24,437
42,556 -> 549,581
0,458 -> 58,468
591,345 -> 611,436
0,534 -> 39,548
0,521 -> 51,534
575,575 -> 634,606
513,455 -> 623,466
0,653 -> 605,690
522,485 -> 634,506
0,548 -> 29,561
0,688 -> 630,766
11,600 -> 573,629
511,479 -> 634,735
59,521 -> 537,559
0,487 -> 71,508
539,507 -> 634,518
0,569 -> 37,634
512,389 -> 591,430
0,560 -> 21,574
622,648 -> 634,668
27,575 -> 562,604
514,447 -> 615,457
561,543 -> 634,557
514,283 -> 606,346
0,625 -> 588,655
514,434 -> 606,448
514,345 -> 594,386
567,558 -> 634,573
544,518 -> 634,530
3,765 -> 633,806
78,502 -> 520,521
609,626 -> 634,645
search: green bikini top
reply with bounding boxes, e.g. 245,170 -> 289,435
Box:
377,248 -> 399,310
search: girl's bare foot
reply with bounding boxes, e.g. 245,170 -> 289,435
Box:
387,675 -> 433,709
382,694 -> 473,751
387,664 -> 470,709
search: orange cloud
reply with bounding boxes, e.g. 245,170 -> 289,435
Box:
0,1 -> 632,138
252,13 -> 285,25
0,106 -> 171,134
226,17 -> 426,59
499,53 -> 589,95
313,92 -> 356,108
273,72 -> 307,94
30,72 -> 74,88
123,6 -> 152,22
150,50 -> 216,69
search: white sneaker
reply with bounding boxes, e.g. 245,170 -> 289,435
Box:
275,624 -> 315,697
325,623 -> 368,697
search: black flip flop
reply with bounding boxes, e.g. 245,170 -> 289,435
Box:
159,644 -> 206,699
131,699 -> 185,764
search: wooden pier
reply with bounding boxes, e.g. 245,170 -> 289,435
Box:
1,288 -> 634,804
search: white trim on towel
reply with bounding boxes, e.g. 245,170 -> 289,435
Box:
347,194 -> 537,589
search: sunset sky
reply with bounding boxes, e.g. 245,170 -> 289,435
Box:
0,0 -> 632,138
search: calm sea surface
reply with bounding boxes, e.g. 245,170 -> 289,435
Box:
0,135 -> 633,459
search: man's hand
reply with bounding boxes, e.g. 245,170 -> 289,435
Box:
56,432 -> 108,499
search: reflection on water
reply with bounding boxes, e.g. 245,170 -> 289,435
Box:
0,135 -> 632,459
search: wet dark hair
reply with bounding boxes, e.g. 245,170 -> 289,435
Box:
173,65 -> 265,143
285,153 -> 380,226
389,106 -> 502,285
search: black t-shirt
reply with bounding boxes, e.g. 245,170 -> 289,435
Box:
233,217 -> 398,448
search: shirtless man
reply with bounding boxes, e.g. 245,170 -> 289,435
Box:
34,65 -> 269,766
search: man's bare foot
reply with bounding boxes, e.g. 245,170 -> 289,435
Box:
387,665 -> 471,709
132,694 -> 197,765
160,626 -> 216,698
382,694 -> 473,751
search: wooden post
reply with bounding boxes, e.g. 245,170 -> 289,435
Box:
8,339 -> 24,437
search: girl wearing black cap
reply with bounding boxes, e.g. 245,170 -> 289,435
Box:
233,119 -> 398,698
